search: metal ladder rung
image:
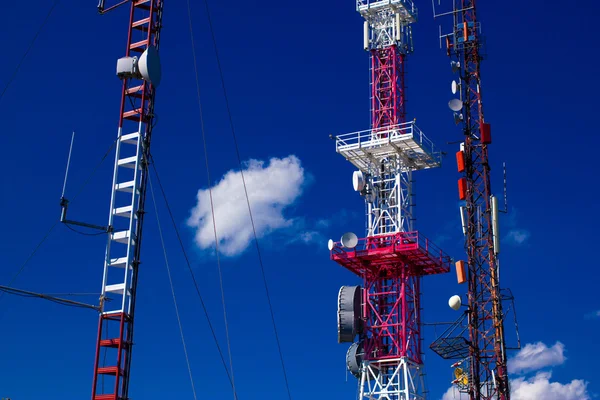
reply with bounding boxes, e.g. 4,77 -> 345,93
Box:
116,180 -> 138,193
130,40 -> 149,52
121,132 -> 140,145
112,230 -> 134,244
117,156 -> 139,169
94,394 -> 123,400
105,283 -> 126,295
113,205 -> 134,218
123,109 -> 143,121
132,17 -> 151,29
97,366 -> 124,376
134,0 -> 152,10
125,85 -> 144,95
108,257 -> 131,269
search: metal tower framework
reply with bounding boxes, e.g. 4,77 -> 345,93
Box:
331,1 -> 451,399
91,1 -> 164,399
436,0 -> 510,398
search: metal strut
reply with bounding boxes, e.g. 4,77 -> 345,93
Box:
91,1 -> 164,399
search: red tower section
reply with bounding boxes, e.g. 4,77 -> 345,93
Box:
332,2 -> 451,398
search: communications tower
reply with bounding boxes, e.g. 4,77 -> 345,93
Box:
91,1 -> 163,399
329,1 -> 452,398
428,1 -> 515,399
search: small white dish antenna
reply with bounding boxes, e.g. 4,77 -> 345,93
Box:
449,99 -> 463,112
451,80 -> 461,95
328,239 -> 334,251
340,232 -> 359,249
449,295 -> 462,311
451,61 -> 461,73
138,46 -> 162,87
352,170 -> 365,192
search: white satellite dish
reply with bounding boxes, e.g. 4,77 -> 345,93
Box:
452,80 -> 460,95
449,99 -> 463,112
328,239 -> 334,251
340,232 -> 359,249
138,46 -> 162,87
449,295 -> 462,311
352,171 -> 365,192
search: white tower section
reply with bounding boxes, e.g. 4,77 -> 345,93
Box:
336,124 -> 441,236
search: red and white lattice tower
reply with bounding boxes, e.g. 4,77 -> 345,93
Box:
437,0 -> 510,398
331,1 -> 452,398
90,1 -> 164,399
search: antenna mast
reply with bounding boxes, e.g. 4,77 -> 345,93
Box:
430,1 -> 513,399
330,1 -> 451,398
90,1 -> 164,399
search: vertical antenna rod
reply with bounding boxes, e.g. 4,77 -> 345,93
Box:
61,132 -> 75,198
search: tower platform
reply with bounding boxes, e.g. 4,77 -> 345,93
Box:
331,231 -> 452,278
357,0 -> 417,22
335,122 -> 441,173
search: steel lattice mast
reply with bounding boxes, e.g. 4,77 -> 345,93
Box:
453,1 -> 509,398
431,0 -> 510,398
330,1 -> 451,399
90,1 -> 164,399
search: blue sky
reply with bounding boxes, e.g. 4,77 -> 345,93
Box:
0,0 -> 599,399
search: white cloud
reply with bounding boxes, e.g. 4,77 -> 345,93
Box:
187,155 -> 306,256
441,372 -> 590,400
511,371 -> 590,400
508,341 -> 565,374
505,229 -> 531,245
441,386 -> 468,400
441,342 -> 590,400
584,310 -> 600,320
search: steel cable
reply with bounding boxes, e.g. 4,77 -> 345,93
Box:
196,0 -> 293,397
149,173 -> 198,400
149,159 -> 239,399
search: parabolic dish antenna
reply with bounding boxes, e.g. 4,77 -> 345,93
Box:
341,232 -> 359,249
452,80 -> 459,95
449,295 -> 462,311
138,46 -> 162,87
448,99 -> 463,112
328,239 -> 334,251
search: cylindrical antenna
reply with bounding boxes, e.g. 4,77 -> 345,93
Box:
61,131 -> 75,198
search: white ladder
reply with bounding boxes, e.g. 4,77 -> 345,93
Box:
100,126 -> 143,315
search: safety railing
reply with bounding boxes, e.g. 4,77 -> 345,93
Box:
335,121 -> 439,161
356,0 -> 418,19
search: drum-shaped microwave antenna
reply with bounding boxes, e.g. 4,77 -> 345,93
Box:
341,232 -> 359,249
337,285 -> 362,343
353,170 -> 366,192
138,46 -> 162,87
346,340 -> 378,379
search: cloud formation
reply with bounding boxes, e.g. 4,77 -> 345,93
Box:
187,156 -> 305,256
511,371 -> 590,400
441,372 -> 590,400
508,341 -> 566,374
440,341 -> 590,400
505,229 -> 531,245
